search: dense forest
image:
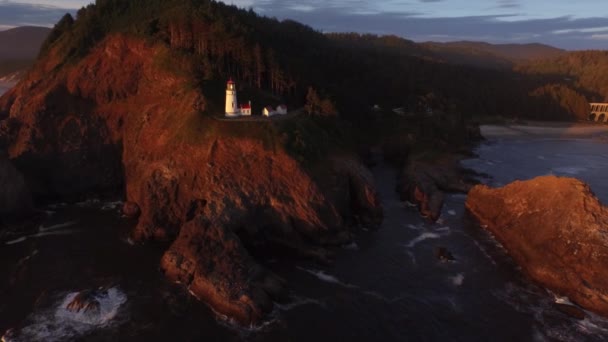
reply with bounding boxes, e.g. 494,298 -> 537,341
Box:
38,0 -> 605,122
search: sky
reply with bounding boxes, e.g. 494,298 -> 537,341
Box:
1,0 -> 607,50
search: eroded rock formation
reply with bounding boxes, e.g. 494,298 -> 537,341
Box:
399,155 -> 477,221
466,175 -> 608,317
0,34 -> 383,324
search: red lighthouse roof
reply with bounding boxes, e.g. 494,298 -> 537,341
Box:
227,78 -> 235,85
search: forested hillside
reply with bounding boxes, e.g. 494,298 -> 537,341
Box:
35,0 -> 604,121
422,41 -> 565,68
516,51 -> 608,102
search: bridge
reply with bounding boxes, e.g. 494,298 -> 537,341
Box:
589,103 -> 608,122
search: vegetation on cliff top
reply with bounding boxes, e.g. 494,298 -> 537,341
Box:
38,0 -> 605,125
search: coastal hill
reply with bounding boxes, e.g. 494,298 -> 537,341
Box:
0,0 -> 605,324
0,26 -> 51,60
422,41 -> 566,68
0,26 -> 51,81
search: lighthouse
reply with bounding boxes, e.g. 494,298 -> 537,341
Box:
225,79 -> 239,116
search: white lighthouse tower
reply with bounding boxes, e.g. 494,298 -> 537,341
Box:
225,78 -> 239,117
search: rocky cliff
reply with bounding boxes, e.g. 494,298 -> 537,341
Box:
0,34 -> 382,324
466,176 -> 608,317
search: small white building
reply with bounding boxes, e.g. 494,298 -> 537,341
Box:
263,105 -> 288,117
263,106 -> 275,117
240,101 -> 252,116
276,105 -> 288,115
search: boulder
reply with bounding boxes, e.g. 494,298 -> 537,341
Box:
435,246 -> 455,262
122,201 -> 141,219
466,176 -> 608,317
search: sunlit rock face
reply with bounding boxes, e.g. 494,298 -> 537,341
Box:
466,175 -> 608,317
0,32 -> 383,324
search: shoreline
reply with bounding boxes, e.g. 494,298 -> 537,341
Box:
480,122 -> 608,139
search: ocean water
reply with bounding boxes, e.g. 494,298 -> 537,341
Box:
2,135 -> 608,341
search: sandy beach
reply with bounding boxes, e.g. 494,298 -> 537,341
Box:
481,122 -> 608,139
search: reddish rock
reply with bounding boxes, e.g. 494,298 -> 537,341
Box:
122,201 -> 140,218
330,157 -> 383,228
0,34 -> 383,324
399,155 -> 475,221
160,217 -> 286,325
66,290 -> 101,314
466,176 -> 608,318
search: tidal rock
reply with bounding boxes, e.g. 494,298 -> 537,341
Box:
122,201 -> 141,219
399,155 -> 475,221
466,176 -> 608,318
160,217 -> 287,325
435,246 -> 455,262
66,289 -> 102,314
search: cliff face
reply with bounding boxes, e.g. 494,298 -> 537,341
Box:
466,176 -> 608,317
0,34 -> 382,324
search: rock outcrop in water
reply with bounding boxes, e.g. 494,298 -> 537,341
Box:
399,155 -> 477,221
466,175 -> 608,317
0,34 -> 382,324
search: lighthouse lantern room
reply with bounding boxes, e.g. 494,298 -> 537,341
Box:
225,79 -> 239,117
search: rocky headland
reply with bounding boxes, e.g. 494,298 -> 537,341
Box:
466,175 -> 608,317
0,33 -> 384,324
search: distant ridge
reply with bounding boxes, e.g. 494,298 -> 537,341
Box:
0,26 -> 51,81
0,26 -> 51,60
422,41 -> 566,68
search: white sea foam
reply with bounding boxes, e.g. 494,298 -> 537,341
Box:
450,273 -> 465,286
342,242 -> 359,251
275,296 -> 326,311
5,237 -> 27,245
75,199 -> 101,207
297,267 -> 356,288
404,201 -> 417,208
406,224 -> 422,230
2,287 -> 127,342
435,226 -> 451,232
39,221 -> 77,232
551,166 -> 587,175
447,210 -> 457,216
32,230 -> 79,238
101,201 -> 123,211
406,232 -> 441,248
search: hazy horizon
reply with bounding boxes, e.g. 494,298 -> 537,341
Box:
0,0 -> 607,50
